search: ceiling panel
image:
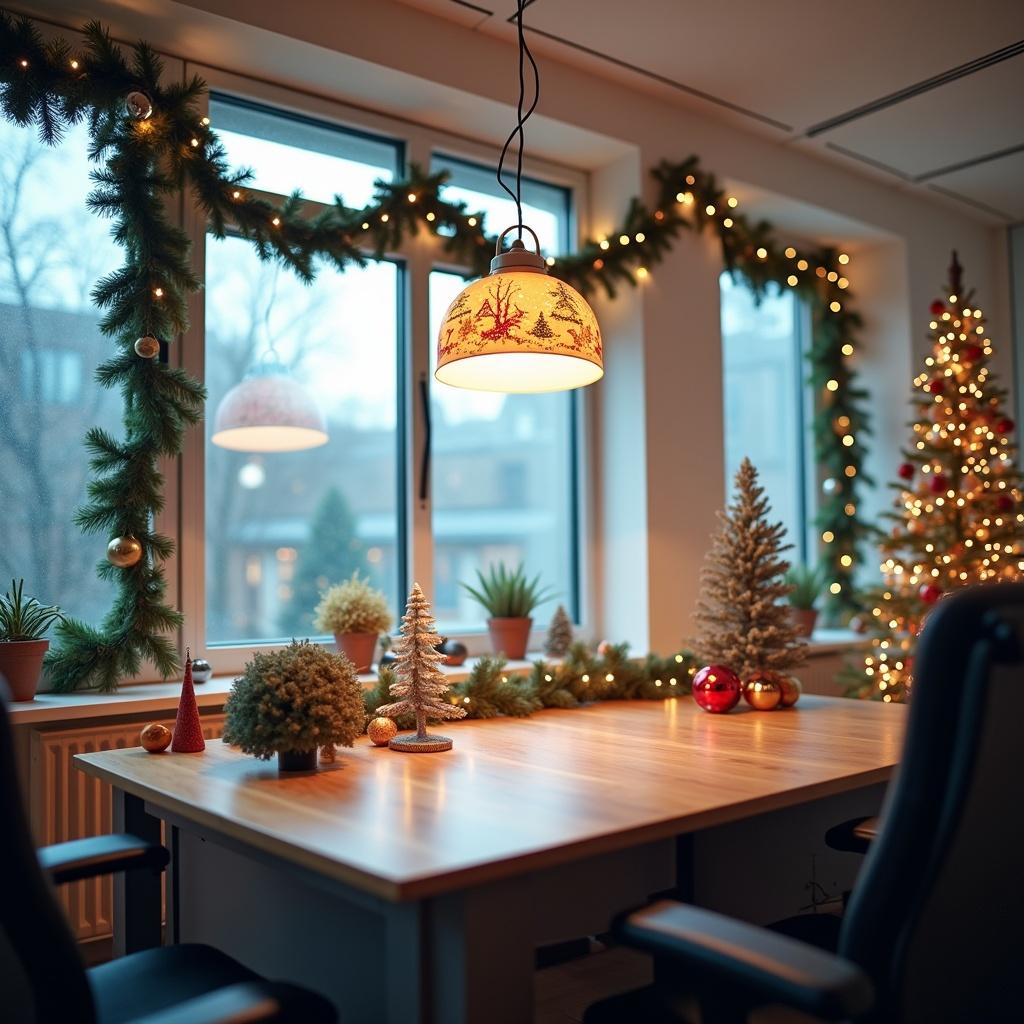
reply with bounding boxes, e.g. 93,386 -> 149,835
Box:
928,148 -> 1024,221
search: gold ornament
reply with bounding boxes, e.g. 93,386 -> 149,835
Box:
743,672 -> 783,711
140,722 -> 172,753
367,717 -> 398,746
778,675 -> 802,707
134,335 -> 160,359
124,90 -> 153,120
106,535 -> 143,568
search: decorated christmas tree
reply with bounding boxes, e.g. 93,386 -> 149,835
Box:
377,582 -> 466,751
544,604 -> 573,657
529,311 -> 556,340
694,458 -> 807,679
845,254 -> 1023,701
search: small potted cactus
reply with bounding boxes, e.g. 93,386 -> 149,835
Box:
786,563 -> 825,638
314,572 -> 392,673
222,641 -> 365,771
0,580 -> 63,701
461,563 -> 553,660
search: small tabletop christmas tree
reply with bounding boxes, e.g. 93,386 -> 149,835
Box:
694,458 -> 807,680
377,582 -> 466,752
845,254 -> 1023,701
171,649 -> 205,753
544,604 -> 573,658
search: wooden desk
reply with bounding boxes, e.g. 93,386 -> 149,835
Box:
76,696 -> 905,1023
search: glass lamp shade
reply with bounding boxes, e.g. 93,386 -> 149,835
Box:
435,233 -> 603,393
211,365 -> 328,452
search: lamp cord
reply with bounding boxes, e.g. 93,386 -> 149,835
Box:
496,0 -> 539,241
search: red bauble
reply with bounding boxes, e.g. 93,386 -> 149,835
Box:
692,665 -> 742,714
898,462 -> 915,480
996,418 -> 1015,435
919,583 -> 942,605
172,653 -> 206,753
960,344 -> 983,364
929,474 -> 947,494
929,300 -> 945,316
997,495 -> 1014,513
926,378 -> 945,395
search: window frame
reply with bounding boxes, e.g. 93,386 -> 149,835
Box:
177,63 -> 593,672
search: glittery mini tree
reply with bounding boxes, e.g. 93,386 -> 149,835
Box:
845,254 -> 1023,701
377,583 -> 466,752
171,650 -> 205,752
544,604 -> 573,658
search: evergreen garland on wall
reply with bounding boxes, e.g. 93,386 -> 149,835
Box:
0,11 -> 871,690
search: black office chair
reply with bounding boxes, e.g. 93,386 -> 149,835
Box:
0,692 -> 336,1024
585,583 -> 1024,1023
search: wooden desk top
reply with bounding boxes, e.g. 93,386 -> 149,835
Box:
75,696 -> 906,901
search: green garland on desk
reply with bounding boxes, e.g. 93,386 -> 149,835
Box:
0,11 -> 869,690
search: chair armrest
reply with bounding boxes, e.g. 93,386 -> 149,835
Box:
38,834 -> 169,885
825,816 -> 879,855
617,900 -> 874,1021
129,982 -> 333,1024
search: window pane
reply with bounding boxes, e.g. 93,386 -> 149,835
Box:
720,272 -> 806,558
205,237 -> 400,645
429,270 -> 575,633
432,154 -> 570,256
0,119 -> 122,624
211,96 -> 401,208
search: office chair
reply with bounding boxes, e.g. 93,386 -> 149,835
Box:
0,692 -> 336,1024
585,583 -> 1024,1023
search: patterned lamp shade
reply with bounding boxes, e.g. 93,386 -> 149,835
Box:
211,363 -> 328,452
435,229 -> 603,393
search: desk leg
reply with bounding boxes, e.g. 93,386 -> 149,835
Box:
111,788 -> 163,955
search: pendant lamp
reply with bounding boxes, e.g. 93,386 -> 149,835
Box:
434,1 -> 603,394
211,359 -> 328,453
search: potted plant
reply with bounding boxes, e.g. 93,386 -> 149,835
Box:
786,563 -> 824,638
222,641 -> 365,771
461,563 -> 553,660
0,580 -> 63,702
313,572 -> 392,673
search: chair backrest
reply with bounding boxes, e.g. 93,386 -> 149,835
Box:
839,583 -> 1024,1023
0,689 -> 96,1024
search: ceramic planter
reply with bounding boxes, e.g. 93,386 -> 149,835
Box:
277,749 -> 318,772
790,607 -> 818,638
487,617 -> 532,660
0,639 -> 49,701
333,632 -> 377,673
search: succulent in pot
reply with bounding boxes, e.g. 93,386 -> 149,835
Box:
0,580 -> 63,701
222,641 -> 365,771
314,572 -> 392,673
461,563 -> 553,660
786,563 -> 825,638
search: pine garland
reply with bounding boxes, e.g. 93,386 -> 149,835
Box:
0,11 -> 870,689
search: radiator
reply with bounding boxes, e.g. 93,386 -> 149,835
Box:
29,715 -> 224,942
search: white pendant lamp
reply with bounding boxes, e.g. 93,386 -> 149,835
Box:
435,1 -> 602,394
211,360 -> 327,453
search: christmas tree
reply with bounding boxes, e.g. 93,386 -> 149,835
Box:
845,254 -> 1023,701
377,582 -> 466,750
694,458 -> 807,679
549,281 -> 583,325
529,311 -> 556,340
544,604 -> 573,657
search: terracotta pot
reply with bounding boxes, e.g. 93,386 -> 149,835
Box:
277,749 -> 318,772
0,639 -> 49,702
487,617 -> 532,660
333,632 -> 377,673
790,607 -> 818,638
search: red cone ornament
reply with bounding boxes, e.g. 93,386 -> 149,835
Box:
172,650 -> 206,753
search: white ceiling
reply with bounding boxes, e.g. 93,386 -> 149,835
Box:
398,0 -> 1024,222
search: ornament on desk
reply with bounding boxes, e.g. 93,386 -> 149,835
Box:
124,90 -> 153,120
191,657 -> 212,683
106,535 -> 143,568
743,671 -> 783,711
437,637 -> 468,666
171,649 -> 206,753
140,722 -> 172,753
692,664 -> 741,714
367,716 -> 398,746
134,335 -> 160,359
778,674 -> 802,708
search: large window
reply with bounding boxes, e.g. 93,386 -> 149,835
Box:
204,98 -> 403,646
720,273 -> 810,561
0,118 -> 122,624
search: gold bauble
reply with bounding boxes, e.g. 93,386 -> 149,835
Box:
367,717 -> 398,746
140,722 -> 172,753
134,335 -> 160,359
778,675 -> 802,708
106,535 -> 143,568
744,672 -> 783,711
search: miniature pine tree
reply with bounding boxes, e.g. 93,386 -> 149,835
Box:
844,254 -> 1023,701
376,582 -> 466,748
544,604 -> 573,657
694,458 -> 807,679
171,650 -> 205,752
529,311 -> 556,340
549,281 -> 583,324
